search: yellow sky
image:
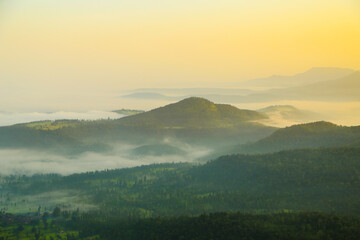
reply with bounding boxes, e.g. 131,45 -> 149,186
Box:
0,0 -> 360,107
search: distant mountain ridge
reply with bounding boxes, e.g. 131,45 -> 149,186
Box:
287,71 -> 360,101
241,67 -> 355,88
121,68 -> 359,103
221,70 -> 360,103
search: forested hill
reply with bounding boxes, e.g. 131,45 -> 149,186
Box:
117,97 -> 268,128
236,121 -> 360,154
4,147 -> 360,215
193,147 -> 360,190
76,212 -> 360,240
0,98 -> 275,155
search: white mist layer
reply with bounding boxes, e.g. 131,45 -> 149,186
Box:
0,144 -> 211,176
0,111 -> 125,126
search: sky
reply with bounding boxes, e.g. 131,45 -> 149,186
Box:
0,0 -> 360,111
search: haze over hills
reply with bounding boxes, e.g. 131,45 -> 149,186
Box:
131,144 -> 186,157
131,88 -> 254,95
286,71 -> 360,101
2,0 -> 360,237
122,88 -> 255,101
0,97 -> 358,163
120,68 -> 360,105
258,105 -> 318,120
236,71 -> 360,103
240,67 -> 355,88
122,92 -> 180,101
0,97 -> 275,160
112,109 -> 144,116
3,147 -> 360,215
0,110 -> 126,127
255,105 -> 324,127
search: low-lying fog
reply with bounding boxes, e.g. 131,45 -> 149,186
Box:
0,98 -> 358,177
1,101 -> 359,128
0,110 -> 125,126
235,101 -> 360,127
0,142 -> 211,176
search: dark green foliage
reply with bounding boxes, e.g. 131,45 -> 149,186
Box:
131,144 -> 186,156
75,212 -> 360,240
238,121 -> 360,154
53,207 -> 61,218
0,212 -> 81,240
4,147 -> 360,216
2,211 -> 360,240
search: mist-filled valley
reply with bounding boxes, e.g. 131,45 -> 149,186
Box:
1,76 -> 360,240
1,0 -> 360,238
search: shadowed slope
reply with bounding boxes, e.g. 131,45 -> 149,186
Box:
237,121 -> 360,154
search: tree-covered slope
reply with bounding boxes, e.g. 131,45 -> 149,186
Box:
0,98 -> 275,154
117,97 -> 268,128
4,147 -> 360,215
131,144 -> 186,156
237,121 -> 360,154
78,212 -> 360,240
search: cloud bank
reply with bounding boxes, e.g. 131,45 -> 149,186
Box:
0,110 -> 125,127
0,143 -> 210,176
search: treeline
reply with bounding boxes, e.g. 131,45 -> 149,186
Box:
2,210 -> 360,240
72,211 -> 360,240
238,121 -> 360,154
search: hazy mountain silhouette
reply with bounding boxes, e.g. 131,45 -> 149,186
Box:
121,68 -> 359,103
229,70 -> 360,103
241,67 -> 354,88
256,105 -> 324,127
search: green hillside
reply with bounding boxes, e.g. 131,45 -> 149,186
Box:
117,97 -> 268,128
3,147 -> 360,215
0,98 -> 275,155
131,144 -> 186,156
237,121 -> 360,154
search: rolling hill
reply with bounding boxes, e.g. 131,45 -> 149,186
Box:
0,97 -> 275,155
237,121 -> 360,154
5,147 -> 360,215
117,97 -> 268,128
